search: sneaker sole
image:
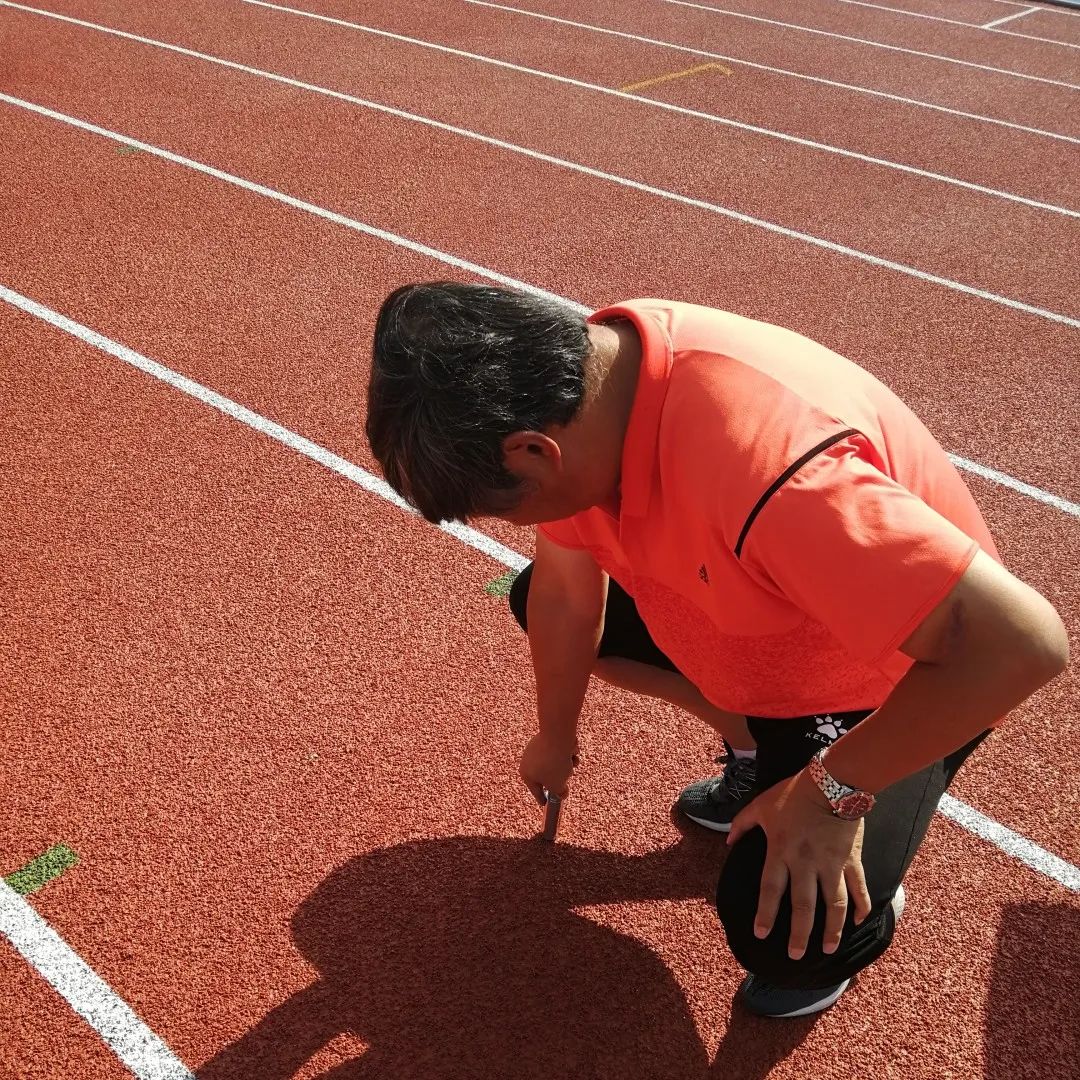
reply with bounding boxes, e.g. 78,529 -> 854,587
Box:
681,812 -> 733,833
892,884 -> 906,923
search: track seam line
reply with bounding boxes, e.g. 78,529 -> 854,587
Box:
1,29 -> 1078,328
2,282 -> 1077,892
2,93 -> 1078,515
463,1 -> 1079,143
235,0 -> 1079,218
663,0 -> 1080,88
0,880 -> 194,1079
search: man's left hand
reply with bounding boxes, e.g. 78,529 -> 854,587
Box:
727,770 -> 873,960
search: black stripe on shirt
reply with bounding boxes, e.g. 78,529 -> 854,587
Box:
734,428 -> 862,559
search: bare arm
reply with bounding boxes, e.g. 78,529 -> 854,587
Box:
519,531 -> 608,803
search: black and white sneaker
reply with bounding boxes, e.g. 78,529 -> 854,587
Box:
737,886 -> 907,1018
738,975 -> 851,1018
676,754 -> 757,832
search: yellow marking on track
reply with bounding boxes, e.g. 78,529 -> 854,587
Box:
619,61 -> 732,93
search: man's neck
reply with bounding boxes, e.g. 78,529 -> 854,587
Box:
578,319 -> 643,511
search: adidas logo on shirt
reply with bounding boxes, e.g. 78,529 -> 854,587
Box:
698,564 -> 709,584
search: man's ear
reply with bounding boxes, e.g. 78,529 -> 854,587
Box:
501,431 -> 562,476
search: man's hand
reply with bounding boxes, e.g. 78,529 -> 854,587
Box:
727,770 -> 872,960
520,732 -> 580,807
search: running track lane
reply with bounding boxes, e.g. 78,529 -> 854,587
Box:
1018,6 -> 1080,47
2,89 -> 1079,855
2,22 -> 1079,501
229,0 -> 1080,208
839,0 -> 1073,37
466,0 -> 1080,134
3,301 -> 1079,1080
11,0 -> 1078,321
658,0 -> 1080,82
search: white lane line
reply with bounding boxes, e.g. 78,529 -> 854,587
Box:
985,5 -> 1040,29
465,1 -> 1079,144
0,880 -> 194,1080
664,0 -> 1080,88
2,95 -> 1078,518
839,0 -> 1078,47
0,283 -> 532,570
938,795 -> 1080,890
948,454 -> 1080,518
2,60 -> 1078,329
236,0 -> 1079,218
3,283 -> 1078,896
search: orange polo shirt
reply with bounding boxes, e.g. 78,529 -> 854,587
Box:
539,300 -> 999,718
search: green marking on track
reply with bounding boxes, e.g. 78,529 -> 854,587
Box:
4,844 -> 78,896
484,570 -> 519,598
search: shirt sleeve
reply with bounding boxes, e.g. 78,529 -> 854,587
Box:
537,517 -> 588,550
738,437 -> 980,666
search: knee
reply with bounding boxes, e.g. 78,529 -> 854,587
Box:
716,830 -> 898,987
507,563 -> 533,633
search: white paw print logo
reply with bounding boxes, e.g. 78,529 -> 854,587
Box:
816,715 -> 848,741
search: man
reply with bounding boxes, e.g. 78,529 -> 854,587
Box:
365,281 -> 1068,1018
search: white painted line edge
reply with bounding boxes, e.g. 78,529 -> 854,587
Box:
835,0 -> 1079,50
1,91 -> 1077,518
463,1 -> 1080,144
3,282 -> 1078,897
663,0 -> 1080,90
984,5 -> 1040,29
0,283 -> 531,572
948,454 -> 1079,518
0,880 -> 195,1080
2,50 -> 1079,329
235,0 -> 1079,219
938,795 -> 1080,891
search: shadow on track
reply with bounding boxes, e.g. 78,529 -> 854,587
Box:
985,899 -> 1080,1079
197,828 -> 813,1079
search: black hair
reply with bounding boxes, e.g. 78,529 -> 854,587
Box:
366,282 -> 591,523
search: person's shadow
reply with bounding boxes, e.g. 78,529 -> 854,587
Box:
197,828 -> 814,1079
984,900 -> 1080,1079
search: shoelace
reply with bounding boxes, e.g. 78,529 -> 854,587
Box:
710,754 -> 757,801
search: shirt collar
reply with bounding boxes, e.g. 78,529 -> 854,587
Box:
587,302 -> 673,522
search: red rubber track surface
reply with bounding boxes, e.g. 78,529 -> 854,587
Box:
3,306 -> 1078,1080
3,7 -> 1079,503
1018,8 -> 1080,47
10,0 -> 1079,319
471,0 -> 1080,129
1,0 -> 1078,1077
0,99 -> 1077,856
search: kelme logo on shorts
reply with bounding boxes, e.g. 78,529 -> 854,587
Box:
808,715 -> 848,744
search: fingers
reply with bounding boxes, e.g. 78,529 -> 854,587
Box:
845,861 -> 873,926
726,802 -> 756,846
753,854 -> 788,943
786,867 -> 819,961
819,871 -> 848,956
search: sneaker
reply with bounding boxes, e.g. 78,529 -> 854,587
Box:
676,754 -> 757,832
738,974 -> 852,1018
736,886 -> 907,1018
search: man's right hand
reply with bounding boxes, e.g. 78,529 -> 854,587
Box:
520,732 -> 580,806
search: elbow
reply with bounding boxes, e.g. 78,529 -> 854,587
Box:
1021,606 -> 1070,688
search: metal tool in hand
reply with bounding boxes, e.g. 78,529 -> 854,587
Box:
541,790 -> 562,842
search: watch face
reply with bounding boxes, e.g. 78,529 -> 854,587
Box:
835,791 -> 876,820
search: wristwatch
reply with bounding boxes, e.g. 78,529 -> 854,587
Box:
808,749 -> 876,820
